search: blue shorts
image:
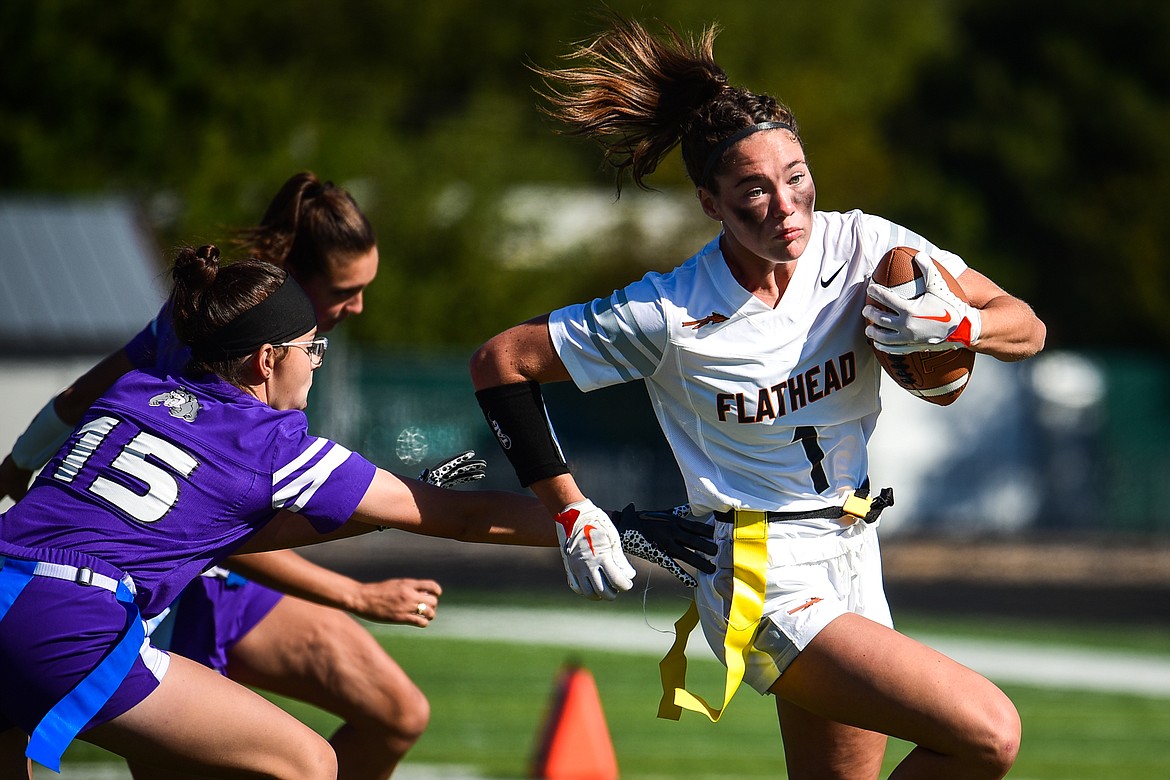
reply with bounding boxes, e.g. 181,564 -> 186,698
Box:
0,543 -> 168,738
160,573 -> 283,675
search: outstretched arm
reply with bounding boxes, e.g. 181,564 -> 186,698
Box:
353,470 -> 557,545
0,348 -> 134,502
226,449 -> 489,623
238,472 -> 557,554
226,549 -> 443,627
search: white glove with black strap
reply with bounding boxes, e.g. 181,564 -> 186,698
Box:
553,498 -> 636,601
863,250 -> 981,354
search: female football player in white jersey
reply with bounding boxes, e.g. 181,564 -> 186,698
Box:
470,13 -> 1045,780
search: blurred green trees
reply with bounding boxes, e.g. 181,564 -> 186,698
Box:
881,0 -> 1170,350
3,0 -> 1166,349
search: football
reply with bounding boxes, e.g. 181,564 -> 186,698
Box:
867,246 -> 975,406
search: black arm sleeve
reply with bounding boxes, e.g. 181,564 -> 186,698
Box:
474,381 -> 570,487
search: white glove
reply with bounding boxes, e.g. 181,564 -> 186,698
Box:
553,499 -> 636,601
863,251 -> 981,354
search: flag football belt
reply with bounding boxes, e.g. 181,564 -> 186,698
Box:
0,555 -> 144,772
657,488 -> 893,723
712,487 -> 894,526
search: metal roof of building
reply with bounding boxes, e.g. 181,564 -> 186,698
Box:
0,196 -> 166,356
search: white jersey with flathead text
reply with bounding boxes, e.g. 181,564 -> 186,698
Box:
550,210 -> 966,546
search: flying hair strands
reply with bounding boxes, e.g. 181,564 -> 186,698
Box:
532,13 -> 728,193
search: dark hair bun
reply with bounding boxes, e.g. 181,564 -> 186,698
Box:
172,244 -> 221,292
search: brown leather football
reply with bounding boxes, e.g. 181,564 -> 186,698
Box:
867,246 -> 976,406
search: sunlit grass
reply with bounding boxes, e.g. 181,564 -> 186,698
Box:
58,591 -> 1170,778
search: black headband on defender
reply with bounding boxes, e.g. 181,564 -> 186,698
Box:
190,275 -> 317,361
700,121 -> 795,185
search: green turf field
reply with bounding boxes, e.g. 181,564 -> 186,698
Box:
58,594 -> 1170,779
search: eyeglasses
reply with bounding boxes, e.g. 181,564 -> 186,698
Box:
277,336 -> 329,367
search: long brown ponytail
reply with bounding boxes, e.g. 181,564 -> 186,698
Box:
532,12 -> 801,192
235,172 -> 375,281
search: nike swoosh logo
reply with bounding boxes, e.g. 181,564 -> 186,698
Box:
912,312 -> 952,323
819,262 -> 848,288
582,525 -> 597,555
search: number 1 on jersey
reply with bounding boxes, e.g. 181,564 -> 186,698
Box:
793,426 -> 829,494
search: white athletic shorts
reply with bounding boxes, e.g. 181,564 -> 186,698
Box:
694,520 -> 893,695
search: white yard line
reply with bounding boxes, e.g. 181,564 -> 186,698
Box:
385,604 -> 1170,699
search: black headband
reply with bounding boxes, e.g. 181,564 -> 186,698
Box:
190,275 -> 317,361
699,121 -> 795,185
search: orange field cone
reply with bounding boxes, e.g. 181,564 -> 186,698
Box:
531,663 -> 619,779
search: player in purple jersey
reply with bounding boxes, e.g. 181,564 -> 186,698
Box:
470,14 -> 1046,780
0,245 -> 559,778
1,173 -> 703,779
0,172 -> 453,780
